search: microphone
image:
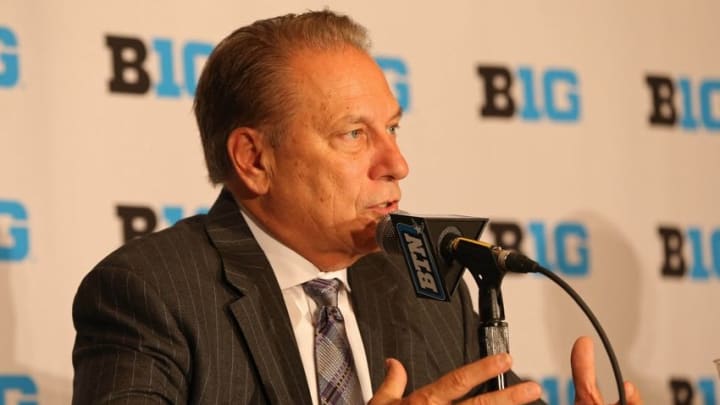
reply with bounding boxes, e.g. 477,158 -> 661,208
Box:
375,212 -> 540,291
376,211 -> 511,391
375,211 -> 490,301
377,211 -> 629,403
447,236 -> 541,275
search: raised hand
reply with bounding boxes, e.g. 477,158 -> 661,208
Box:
369,353 -> 542,405
571,336 -> 643,405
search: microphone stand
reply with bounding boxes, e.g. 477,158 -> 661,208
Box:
452,237 -> 628,404
475,284 -> 508,391
450,235 -> 509,393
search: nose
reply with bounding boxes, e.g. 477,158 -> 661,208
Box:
370,132 -> 409,181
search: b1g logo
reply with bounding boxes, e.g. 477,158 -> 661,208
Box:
105,34 -> 214,98
0,26 -> 20,88
0,200 -> 29,262
0,374 -> 38,405
537,376 -> 575,405
658,225 -> 720,280
646,74 -> 720,131
376,56 -> 410,112
106,34 -> 412,108
486,220 -> 589,276
670,377 -> 716,405
476,64 -> 581,122
116,204 -> 208,243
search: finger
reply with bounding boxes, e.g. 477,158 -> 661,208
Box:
417,353 -> 513,402
368,358 -> 407,405
571,336 -> 603,404
614,381 -> 643,405
457,381 -> 541,405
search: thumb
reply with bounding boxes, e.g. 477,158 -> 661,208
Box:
369,358 -> 407,405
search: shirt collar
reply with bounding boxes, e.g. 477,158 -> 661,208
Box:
240,208 -> 350,292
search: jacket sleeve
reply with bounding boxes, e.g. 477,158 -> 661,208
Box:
72,265 -> 190,404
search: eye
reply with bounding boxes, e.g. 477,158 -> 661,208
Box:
346,129 -> 363,140
388,124 -> 400,136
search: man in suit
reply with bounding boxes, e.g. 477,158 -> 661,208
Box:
72,10 -> 642,404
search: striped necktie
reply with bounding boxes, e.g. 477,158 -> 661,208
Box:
303,278 -> 363,405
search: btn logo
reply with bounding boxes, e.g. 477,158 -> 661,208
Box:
376,56 -> 410,112
396,222 -> 444,300
105,34 -> 214,98
116,204 -> 208,243
658,225 -> 720,280
0,26 -> 20,89
670,377 -> 716,405
646,74 -> 720,131
476,64 -> 581,122
0,374 -> 37,405
486,220 -> 589,276
0,200 -> 29,262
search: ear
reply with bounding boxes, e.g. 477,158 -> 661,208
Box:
226,127 -> 273,195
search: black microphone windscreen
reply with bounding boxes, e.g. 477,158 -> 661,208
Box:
375,213 -> 403,256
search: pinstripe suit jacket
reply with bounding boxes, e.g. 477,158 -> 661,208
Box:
72,190 -> 539,404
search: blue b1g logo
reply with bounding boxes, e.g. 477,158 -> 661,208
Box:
670,377 -> 717,405
116,203 -> 208,243
0,200 -> 29,262
539,376 -> 575,405
477,65 -> 581,122
105,34 -> 214,98
376,56 -> 410,112
476,64 -> 581,122
105,33 -> 412,108
646,74 -> 720,131
0,26 -> 20,88
659,225 -> 720,280
486,220 -> 590,276
0,374 -> 37,405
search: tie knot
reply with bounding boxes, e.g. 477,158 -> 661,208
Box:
303,278 -> 340,308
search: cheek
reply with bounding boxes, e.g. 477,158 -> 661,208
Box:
284,148 -> 371,213
295,167 -> 343,211
308,169 -> 365,222
335,166 -> 368,203
274,161 -> 319,207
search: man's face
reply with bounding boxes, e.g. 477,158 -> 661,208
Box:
259,46 -> 409,270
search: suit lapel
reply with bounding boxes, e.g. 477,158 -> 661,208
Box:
349,254 -> 428,394
205,189 -> 312,405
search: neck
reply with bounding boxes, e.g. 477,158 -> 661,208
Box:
231,192 -> 361,272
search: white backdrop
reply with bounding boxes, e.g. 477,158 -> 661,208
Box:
1,1 -> 719,404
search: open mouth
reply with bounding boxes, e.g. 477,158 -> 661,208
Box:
371,200 -> 399,213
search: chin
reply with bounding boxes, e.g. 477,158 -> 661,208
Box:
350,225 -> 381,255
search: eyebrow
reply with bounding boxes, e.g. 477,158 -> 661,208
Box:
343,107 -> 404,125
389,107 -> 403,122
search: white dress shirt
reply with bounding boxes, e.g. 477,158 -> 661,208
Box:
241,210 -> 373,404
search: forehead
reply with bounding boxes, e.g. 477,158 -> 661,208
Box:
287,47 -> 399,124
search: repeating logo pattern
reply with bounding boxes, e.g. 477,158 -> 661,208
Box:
0,26 -> 19,88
